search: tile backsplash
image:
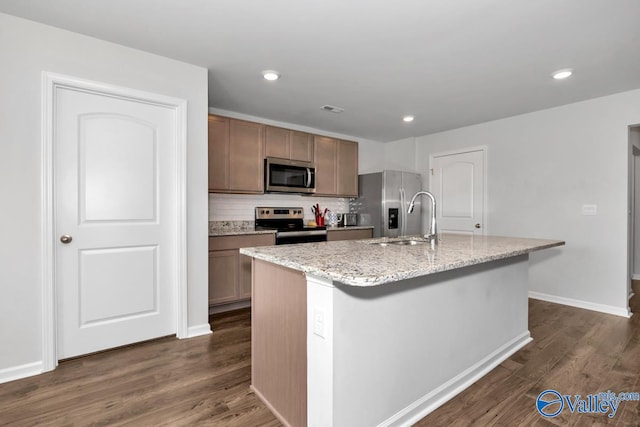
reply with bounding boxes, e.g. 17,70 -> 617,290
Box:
209,193 -> 351,221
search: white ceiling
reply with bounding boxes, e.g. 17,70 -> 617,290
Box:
1,0 -> 639,142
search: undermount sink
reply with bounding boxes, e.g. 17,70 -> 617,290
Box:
372,238 -> 431,246
390,239 -> 425,245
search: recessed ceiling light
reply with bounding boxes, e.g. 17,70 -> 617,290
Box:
262,70 -> 280,81
552,69 -> 573,80
403,115 -> 415,122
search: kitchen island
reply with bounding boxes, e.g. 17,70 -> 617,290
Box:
240,233 -> 564,427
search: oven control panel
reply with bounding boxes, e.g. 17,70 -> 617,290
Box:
256,207 -> 304,219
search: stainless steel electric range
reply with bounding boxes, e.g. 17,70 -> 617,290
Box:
255,207 -> 327,245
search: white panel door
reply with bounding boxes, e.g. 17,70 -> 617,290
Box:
430,149 -> 485,235
55,86 -> 177,359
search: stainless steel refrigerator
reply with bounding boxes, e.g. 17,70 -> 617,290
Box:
354,170 -> 422,238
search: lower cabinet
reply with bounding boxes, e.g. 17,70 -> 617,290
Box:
209,233 -> 275,306
327,227 -> 373,242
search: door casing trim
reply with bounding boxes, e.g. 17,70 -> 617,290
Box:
41,72 -> 188,372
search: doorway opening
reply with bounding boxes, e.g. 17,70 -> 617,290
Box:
628,125 -> 640,316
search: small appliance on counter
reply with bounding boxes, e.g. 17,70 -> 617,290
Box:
338,213 -> 358,227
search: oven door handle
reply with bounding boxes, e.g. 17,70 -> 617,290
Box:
277,230 -> 327,238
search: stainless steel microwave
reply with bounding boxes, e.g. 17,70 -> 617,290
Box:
264,157 -> 316,194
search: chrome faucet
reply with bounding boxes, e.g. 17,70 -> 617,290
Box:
407,191 -> 438,243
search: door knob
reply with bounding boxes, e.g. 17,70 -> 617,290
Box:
475,224 -> 481,229
60,234 -> 73,244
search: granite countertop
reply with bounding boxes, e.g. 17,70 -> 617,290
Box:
209,221 -> 373,236
209,220 -> 275,237
240,233 -> 565,287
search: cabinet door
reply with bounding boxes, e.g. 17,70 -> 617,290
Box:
264,126 -> 290,159
208,115 -> 229,191
337,139 -> 358,197
209,249 -> 239,305
239,254 -> 253,299
229,119 -> 264,193
314,136 -> 338,195
290,131 -> 314,162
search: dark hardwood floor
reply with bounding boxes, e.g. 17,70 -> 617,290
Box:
1,283 -> 638,426
415,281 -> 640,427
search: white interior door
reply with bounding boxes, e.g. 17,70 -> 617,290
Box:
55,85 -> 177,359
430,149 -> 485,236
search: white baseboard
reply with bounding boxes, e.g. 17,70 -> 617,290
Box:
528,291 -> 631,318
185,323 -> 212,338
380,331 -> 532,427
632,274 -> 640,280
0,361 -> 44,385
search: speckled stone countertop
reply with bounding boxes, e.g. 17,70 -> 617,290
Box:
209,221 -> 275,237
240,233 -> 565,287
209,221 -> 373,236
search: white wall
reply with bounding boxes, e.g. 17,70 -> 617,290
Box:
0,13 -> 209,380
407,89 -> 640,316
358,139 -> 385,174
383,137 -> 419,172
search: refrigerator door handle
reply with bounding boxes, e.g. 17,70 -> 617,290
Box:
399,188 -> 405,236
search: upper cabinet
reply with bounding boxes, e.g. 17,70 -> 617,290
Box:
264,126 -> 314,162
314,136 -> 338,195
209,115 -> 357,197
208,115 -> 264,193
314,136 -> 358,197
337,139 -> 358,196
208,115 -> 230,191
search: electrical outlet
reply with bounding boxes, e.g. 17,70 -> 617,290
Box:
582,204 -> 597,216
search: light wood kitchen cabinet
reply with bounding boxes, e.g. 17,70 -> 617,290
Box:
327,228 -> 373,241
337,139 -> 358,196
208,249 -> 238,304
264,126 -> 314,162
208,115 -> 264,193
314,136 -> 359,197
314,135 -> 338,195
208,233 -> 275,306
208,115 -> 229,190
209,114 -> 357,196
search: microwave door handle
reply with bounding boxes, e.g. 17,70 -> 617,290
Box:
306,168 -> 311,188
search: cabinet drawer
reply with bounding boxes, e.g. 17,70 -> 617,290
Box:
209,233 -> 275,251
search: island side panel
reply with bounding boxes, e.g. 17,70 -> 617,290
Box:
312,254 -> 531,427
251,258 -> 307,427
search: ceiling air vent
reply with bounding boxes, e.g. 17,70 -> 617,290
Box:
320,105 -> 344,113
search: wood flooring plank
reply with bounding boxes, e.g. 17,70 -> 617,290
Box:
1,286 -> 638,427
